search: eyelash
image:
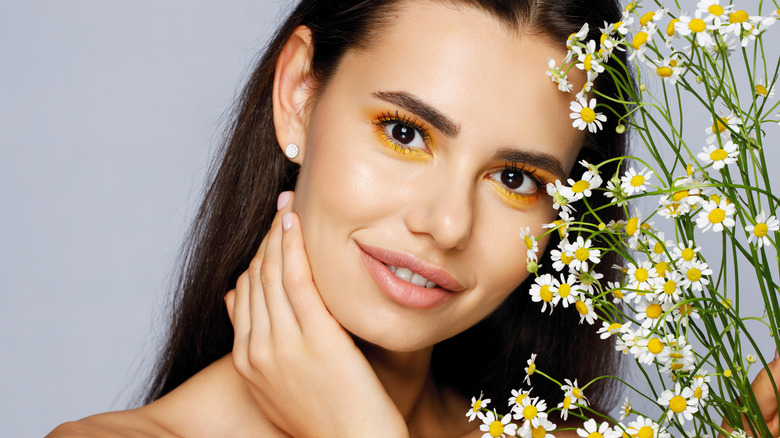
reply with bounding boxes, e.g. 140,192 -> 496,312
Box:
372,111 -> 432,156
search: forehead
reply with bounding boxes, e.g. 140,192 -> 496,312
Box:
325,1 -> 585,171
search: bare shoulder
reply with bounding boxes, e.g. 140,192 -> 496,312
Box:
46,409 -> 176,438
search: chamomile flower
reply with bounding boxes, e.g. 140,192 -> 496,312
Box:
754,79 -> 775,99
576,40 -> 605,77
570,97 -> 607,133
598,321 -> 628,339
553,273 -> 582,308
619,397 -> 632,421
672,240 -> 701,269
627,259 -> 659,291
604,177 -> 629,206
546,180 -> 576,213
551,239 -> 575,272
542,209 -> 573,239
480,411 -> 517,438
467,394 -> 491,422
508,388 -> 532,409
564,170 -> 603,201
575,298 -> 597,325
566,236 -> 602,272
546,58 -> 573,92
697,0 -> 730,23
577,418 -> 620,438
625,415 -> 670,438
565,23 -> 590,62
513,396 -> 549,431
647,231 -> 674,262
621,167 -> 653,195
705,112 -> 742,144
524,353 -> 537,385
628,30 -> 650,61
530,274 -> 558,314
690,375 -> 710,405
607,280 -> 626,304
658,196 -> 692,219
658,382 -> 699,424
698,140 -> 739,169
561,378 -> 589,408
679,259 -> 713,292
520,227 -> 539,262
636,300 -> 671,328
638,7 -> 668,32
646,55 -> 685,84
676,13 -> 716,49
745,211 -> 779,248
656,269 -> 685,303
637,333 -> 671,364
657,336 -> 696,373
696,199 -> 736,232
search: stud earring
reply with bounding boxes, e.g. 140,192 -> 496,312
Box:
284,143 -> 299,159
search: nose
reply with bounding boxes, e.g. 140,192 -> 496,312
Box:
403,172 -> 475,251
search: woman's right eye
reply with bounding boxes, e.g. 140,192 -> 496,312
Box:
373,112 -> 432,156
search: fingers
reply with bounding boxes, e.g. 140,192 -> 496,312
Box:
752,356 -> 780,422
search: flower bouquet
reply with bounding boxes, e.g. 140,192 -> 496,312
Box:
470,1 -> 780,437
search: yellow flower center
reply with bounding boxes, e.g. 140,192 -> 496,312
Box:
655,261 -> 669,277
572,179 -> 590,193
638,426 -> 654,438
708,5 -> 724,16
588,433 -> 604,438
567,32 -> 577,47
756,84 -> 768,96
672,190 -> 689,201
667,18 -> 679,36
754,223 -> 769,237
531,426 -> 547,438
600,33 -> 607,46
670,363 -> 684,370
561,253 -> 574,266
575,247 -> 590,261
669,395 -> 687,413
710,148 -> 728,161
670,59 -> 679,67
584,54 -> 593,71
580,108 -> 597,124
689,18 -> 707,33
576,300 -> 589,315
540,285 -> 553,302
695,387 -> 703,399
562,395 -> 572,410
630,174 -> 645,187
648,338 -> 664,354
729,10 -> 749,23
523,405 -> 538,420
524,235 -> 535,250
626,217 -> 639,236
709,208 -> 726,224
613,289 -> 624,299
516,394 -> 528,405
724,369 -> 732,377
664,280 -> 677,295
608,322 -> 622,332
635,267 -> 649,282
640,11 -> 655,26
573,387 -> 584,399
681,248 -> 695,261
653,242 -> 665,254
687,267 -> 702,282
489,420 -> 505,437
646,303 -> 663,319
671,352 -> 684,359
632,31 -> 648,49
712,117 -> 728,133
559,283 -> 571,298
679,303 -> 693,316
657,66 -> 674,77
473,399 -> 482,411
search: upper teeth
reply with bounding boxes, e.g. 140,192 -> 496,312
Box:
386,264 -> 438,288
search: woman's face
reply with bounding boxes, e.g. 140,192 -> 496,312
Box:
292,2 -> 584,352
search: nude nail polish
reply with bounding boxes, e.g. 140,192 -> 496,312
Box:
277,191 -> 291,210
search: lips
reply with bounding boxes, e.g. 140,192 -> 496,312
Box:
357,243 -> 464,309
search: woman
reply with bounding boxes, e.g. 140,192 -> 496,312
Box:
48,0 -> 780,437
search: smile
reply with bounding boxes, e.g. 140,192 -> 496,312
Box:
357,243 -> 464,309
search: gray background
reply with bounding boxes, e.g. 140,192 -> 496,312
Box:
1,1 -> 778,437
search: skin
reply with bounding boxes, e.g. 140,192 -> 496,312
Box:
47,2 -> 780,437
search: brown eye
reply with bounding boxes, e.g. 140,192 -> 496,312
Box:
489,167 -> 539,196
383,123 -> 426,150
392,124 -> 417,145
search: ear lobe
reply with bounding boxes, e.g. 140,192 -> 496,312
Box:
272,26 -> 316,163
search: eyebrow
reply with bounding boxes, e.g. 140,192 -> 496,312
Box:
493,148 -> 566,181
372,91 -> 460,137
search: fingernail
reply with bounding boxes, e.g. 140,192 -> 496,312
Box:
281,212 -> 293,231
277,191 -> 291,210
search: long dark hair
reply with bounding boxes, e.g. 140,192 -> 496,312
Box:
144,0 -> 630,416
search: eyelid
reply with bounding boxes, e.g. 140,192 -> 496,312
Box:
372,110 -> 434,156
485,163 -> 552,208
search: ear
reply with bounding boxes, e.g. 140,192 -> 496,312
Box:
273,26 -> 316,164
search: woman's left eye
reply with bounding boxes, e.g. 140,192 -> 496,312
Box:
488,167 -> 540,196
383,122 -> 427,151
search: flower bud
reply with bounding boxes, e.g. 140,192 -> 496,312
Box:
616,124 -> 626,134
527,260 -> 540,275
746,354 -> 757,364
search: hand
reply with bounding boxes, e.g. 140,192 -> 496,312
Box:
224,191 -> 409,438
720,351 -> 780,437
